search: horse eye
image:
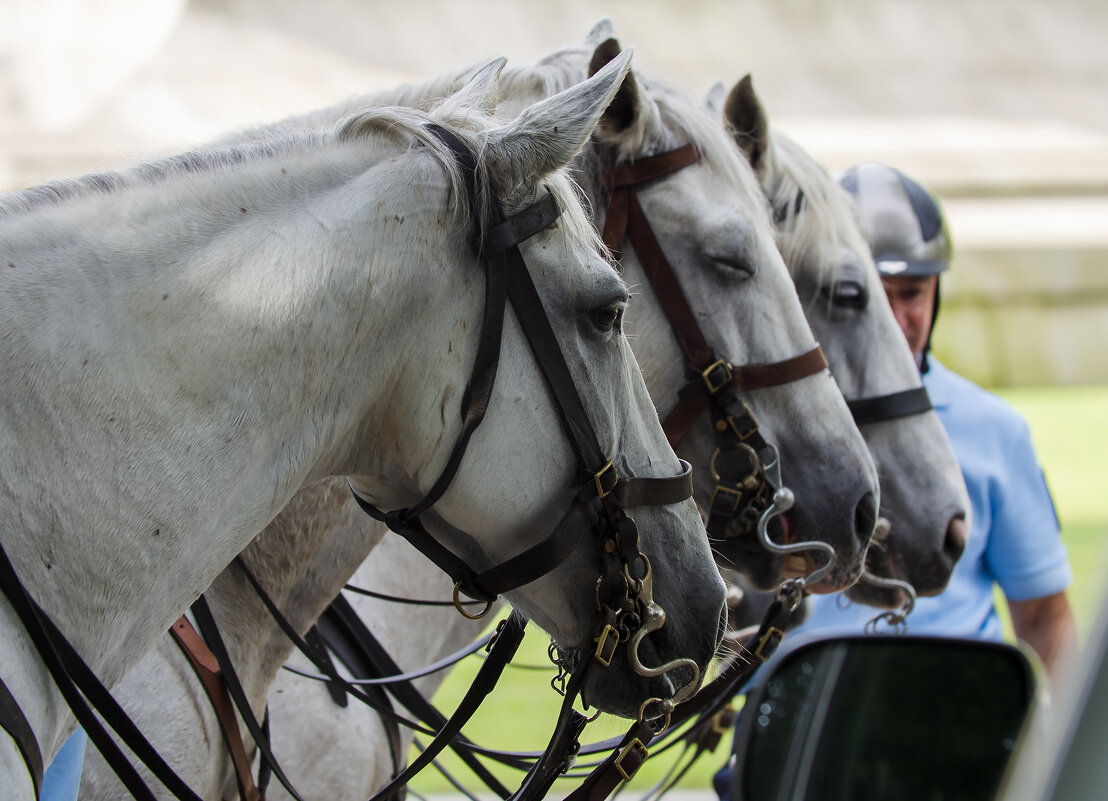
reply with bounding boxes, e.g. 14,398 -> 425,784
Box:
823,279 -> 869,310
709,256 -> 755,279
589,304 -> 623,332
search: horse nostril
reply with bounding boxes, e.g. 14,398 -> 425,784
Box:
944,514 -> 968,563
854,491 -> 878,544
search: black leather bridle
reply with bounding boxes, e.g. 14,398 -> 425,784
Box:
847,385 -> 933,426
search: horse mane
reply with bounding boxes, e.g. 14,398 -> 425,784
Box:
0,133 -> 327,218
764,131 -> 874,287
0,92 -> 603,264
494,44 -> 777,249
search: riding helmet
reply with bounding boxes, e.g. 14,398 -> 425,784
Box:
837,162 -> 951,278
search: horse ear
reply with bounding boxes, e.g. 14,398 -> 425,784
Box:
587,37 -> 639,135
584,17 -> 615,46
485,47 -> 634,194
434,57 -> 506,118
724,74 -> 771,174
705,81 -> 726,114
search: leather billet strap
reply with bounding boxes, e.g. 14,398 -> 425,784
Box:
187,596 -> 307,801
168,616 -> 264,801
848,385 -> 933,426
0,671 -> 42,798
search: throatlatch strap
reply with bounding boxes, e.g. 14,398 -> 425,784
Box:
848,386 -> 933,426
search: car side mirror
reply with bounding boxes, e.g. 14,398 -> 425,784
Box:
729,634 -> 1036,801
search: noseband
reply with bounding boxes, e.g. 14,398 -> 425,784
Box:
351,124 -> 701,706
600,144 -> 827,549
848,385 -> 932,426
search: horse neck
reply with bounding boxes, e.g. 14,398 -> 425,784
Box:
202,479 -> 386,713
0,138 -> 456,751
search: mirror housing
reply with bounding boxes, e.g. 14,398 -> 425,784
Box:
729,633 -> 1036,801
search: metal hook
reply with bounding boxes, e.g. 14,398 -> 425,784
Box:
859,570 -> 917,628
624,558 -> 702,704
754,444 -> 836,586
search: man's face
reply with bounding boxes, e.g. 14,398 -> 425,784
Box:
880,274 -> 938,361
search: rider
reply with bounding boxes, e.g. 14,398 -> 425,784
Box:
791,162 -> 1077,677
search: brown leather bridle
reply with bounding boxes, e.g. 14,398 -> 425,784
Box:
600,143 -> 828,544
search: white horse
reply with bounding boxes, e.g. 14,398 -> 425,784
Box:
0,51 -> 728,800
263,30 -> 885,801
84,27 -> 885,800
714,75 -> 970,607
222,20 -> 882,590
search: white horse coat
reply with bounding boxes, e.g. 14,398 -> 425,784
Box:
0,51 -> 727,800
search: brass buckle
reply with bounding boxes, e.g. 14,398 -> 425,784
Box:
712,706 -> 737,735
701,359 -> 733,394
753,625 -> 785,661
593,460 -> 618,499
594,623 -> 620,667
725,405 -> 760,440
615,738 -> 649,782
710,484 -> 744,514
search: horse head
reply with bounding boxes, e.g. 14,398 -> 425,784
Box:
345,53 -> 725,718
719,75 -> 969,606
556,30 -> 880,595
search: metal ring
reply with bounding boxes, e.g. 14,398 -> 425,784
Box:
453,582 -> 493,620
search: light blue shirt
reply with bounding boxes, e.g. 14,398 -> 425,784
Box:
795,359 -> 1072,640
41,728 -> 87,801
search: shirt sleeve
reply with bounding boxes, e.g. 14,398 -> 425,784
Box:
985,415 -> 1072,601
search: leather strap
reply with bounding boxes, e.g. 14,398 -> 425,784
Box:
662,345 -> 828,448
848,385 -> 933,426
508,667 -> 591,801
364,612 -> 527,801
189,597 -> 307,801
169,617 -> 263,801
607,144 -> 701,192
318,595 -> 512,797
0,670 -> 42,798
612,459 -> 693,508
0,535 -> 204,801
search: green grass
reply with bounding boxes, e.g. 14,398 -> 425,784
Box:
408,384 -> 1108,797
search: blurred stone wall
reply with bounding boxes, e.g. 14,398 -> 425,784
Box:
2,0 -> 1106,386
